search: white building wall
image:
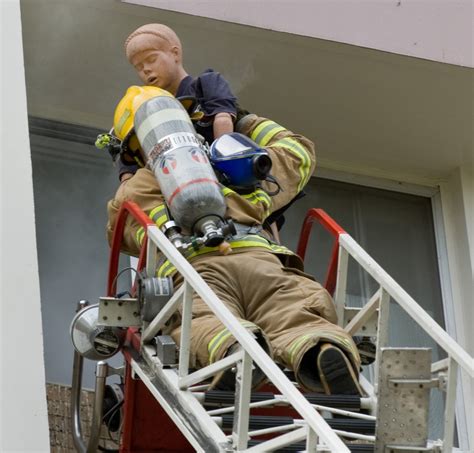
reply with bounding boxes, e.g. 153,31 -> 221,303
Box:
124,0 -> 474,67
0,1 -> 50,451
439,167 -> 473,450
440,169 -> 473,356
460,166 -> 473,272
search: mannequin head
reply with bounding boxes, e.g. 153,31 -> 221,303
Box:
124,24 -> 188,95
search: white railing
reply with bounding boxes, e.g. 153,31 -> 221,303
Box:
143,224 -> 350,452
136,206 -> 473,452
335,233 -> 473,453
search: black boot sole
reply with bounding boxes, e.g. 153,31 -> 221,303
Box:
317,344 -> 363,396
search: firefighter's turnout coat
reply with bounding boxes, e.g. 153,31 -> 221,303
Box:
107,115 -> 361,391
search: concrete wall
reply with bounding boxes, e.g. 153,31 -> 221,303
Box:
0,1 -> 50,451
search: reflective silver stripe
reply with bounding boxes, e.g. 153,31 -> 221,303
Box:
116,109 -> 131,137
253,122 -> 285,146
136,109 -> 193,144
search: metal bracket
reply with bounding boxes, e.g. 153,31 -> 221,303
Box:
98,297 -> 141,327
388,378 -> 440,390
344,306 -> 378,336
107,364 -> 125,378
154,335 -> 178,367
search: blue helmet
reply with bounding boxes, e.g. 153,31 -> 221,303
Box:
209,133 -> 272,191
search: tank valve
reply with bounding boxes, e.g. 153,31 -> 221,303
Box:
161,221 -> 185,250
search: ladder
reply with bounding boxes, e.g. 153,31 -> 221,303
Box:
71,202 -> 474,452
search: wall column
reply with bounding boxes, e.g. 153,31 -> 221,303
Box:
0,1 -> 50,450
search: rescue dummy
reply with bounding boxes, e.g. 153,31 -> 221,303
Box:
116,23 -> 238,182
106,84 -> 363,395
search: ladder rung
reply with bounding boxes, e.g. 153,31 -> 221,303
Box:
247,440 -> 375,452
220,414 -> 375,434
203,390 -> 361,410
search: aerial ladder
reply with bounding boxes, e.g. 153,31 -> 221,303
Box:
69,202 -> 474,453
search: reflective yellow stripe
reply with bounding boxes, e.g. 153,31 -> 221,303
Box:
136,227 -> 145,246
184,235 -> 273,260
242,189 -> 271,208
133,156 -> 144,168
252,124 -> 312,192
157,260 -> 176,278
242,192 -> 258,203
254,189 -> 271,209
250,120 -> 272,143
223,185 -> 272,219
208,331 -> 232,363
239,189 -> 271,218
135,205 -> 168,247
252,121 -> 286,147
222,186 -> 271,211
149,204 -> 169,228
224,184 -> 270,206
150,204 -> 166,218
260,126 -> 286,146
156,235 -> 294,278
221,187 -> 235,197
154,214 -> 168,228
276,137 -> 312,192
288,334 -> 313,365
251,120 -> 286,146
208,321 -> 256,363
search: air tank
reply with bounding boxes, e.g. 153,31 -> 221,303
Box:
134,95 -> 226,236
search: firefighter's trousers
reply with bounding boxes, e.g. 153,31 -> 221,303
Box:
168,249 -> 361,389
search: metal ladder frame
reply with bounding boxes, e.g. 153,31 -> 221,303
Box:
101,202 -> 473,452
297,208 -> 474,452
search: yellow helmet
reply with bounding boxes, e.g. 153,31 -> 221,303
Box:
111,85 -> 173,165
113,85 -> 173,142
95,85 -> 203,165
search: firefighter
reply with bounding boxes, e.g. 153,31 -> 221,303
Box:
106,84 -> 363,395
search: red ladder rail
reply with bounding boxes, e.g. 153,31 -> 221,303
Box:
296,208 -> 347,296
106,205 -> 348,451
107,201 -> 154,297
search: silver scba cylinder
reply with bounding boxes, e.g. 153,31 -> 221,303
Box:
70,304 -> 125,360
134,95 -> 226,235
